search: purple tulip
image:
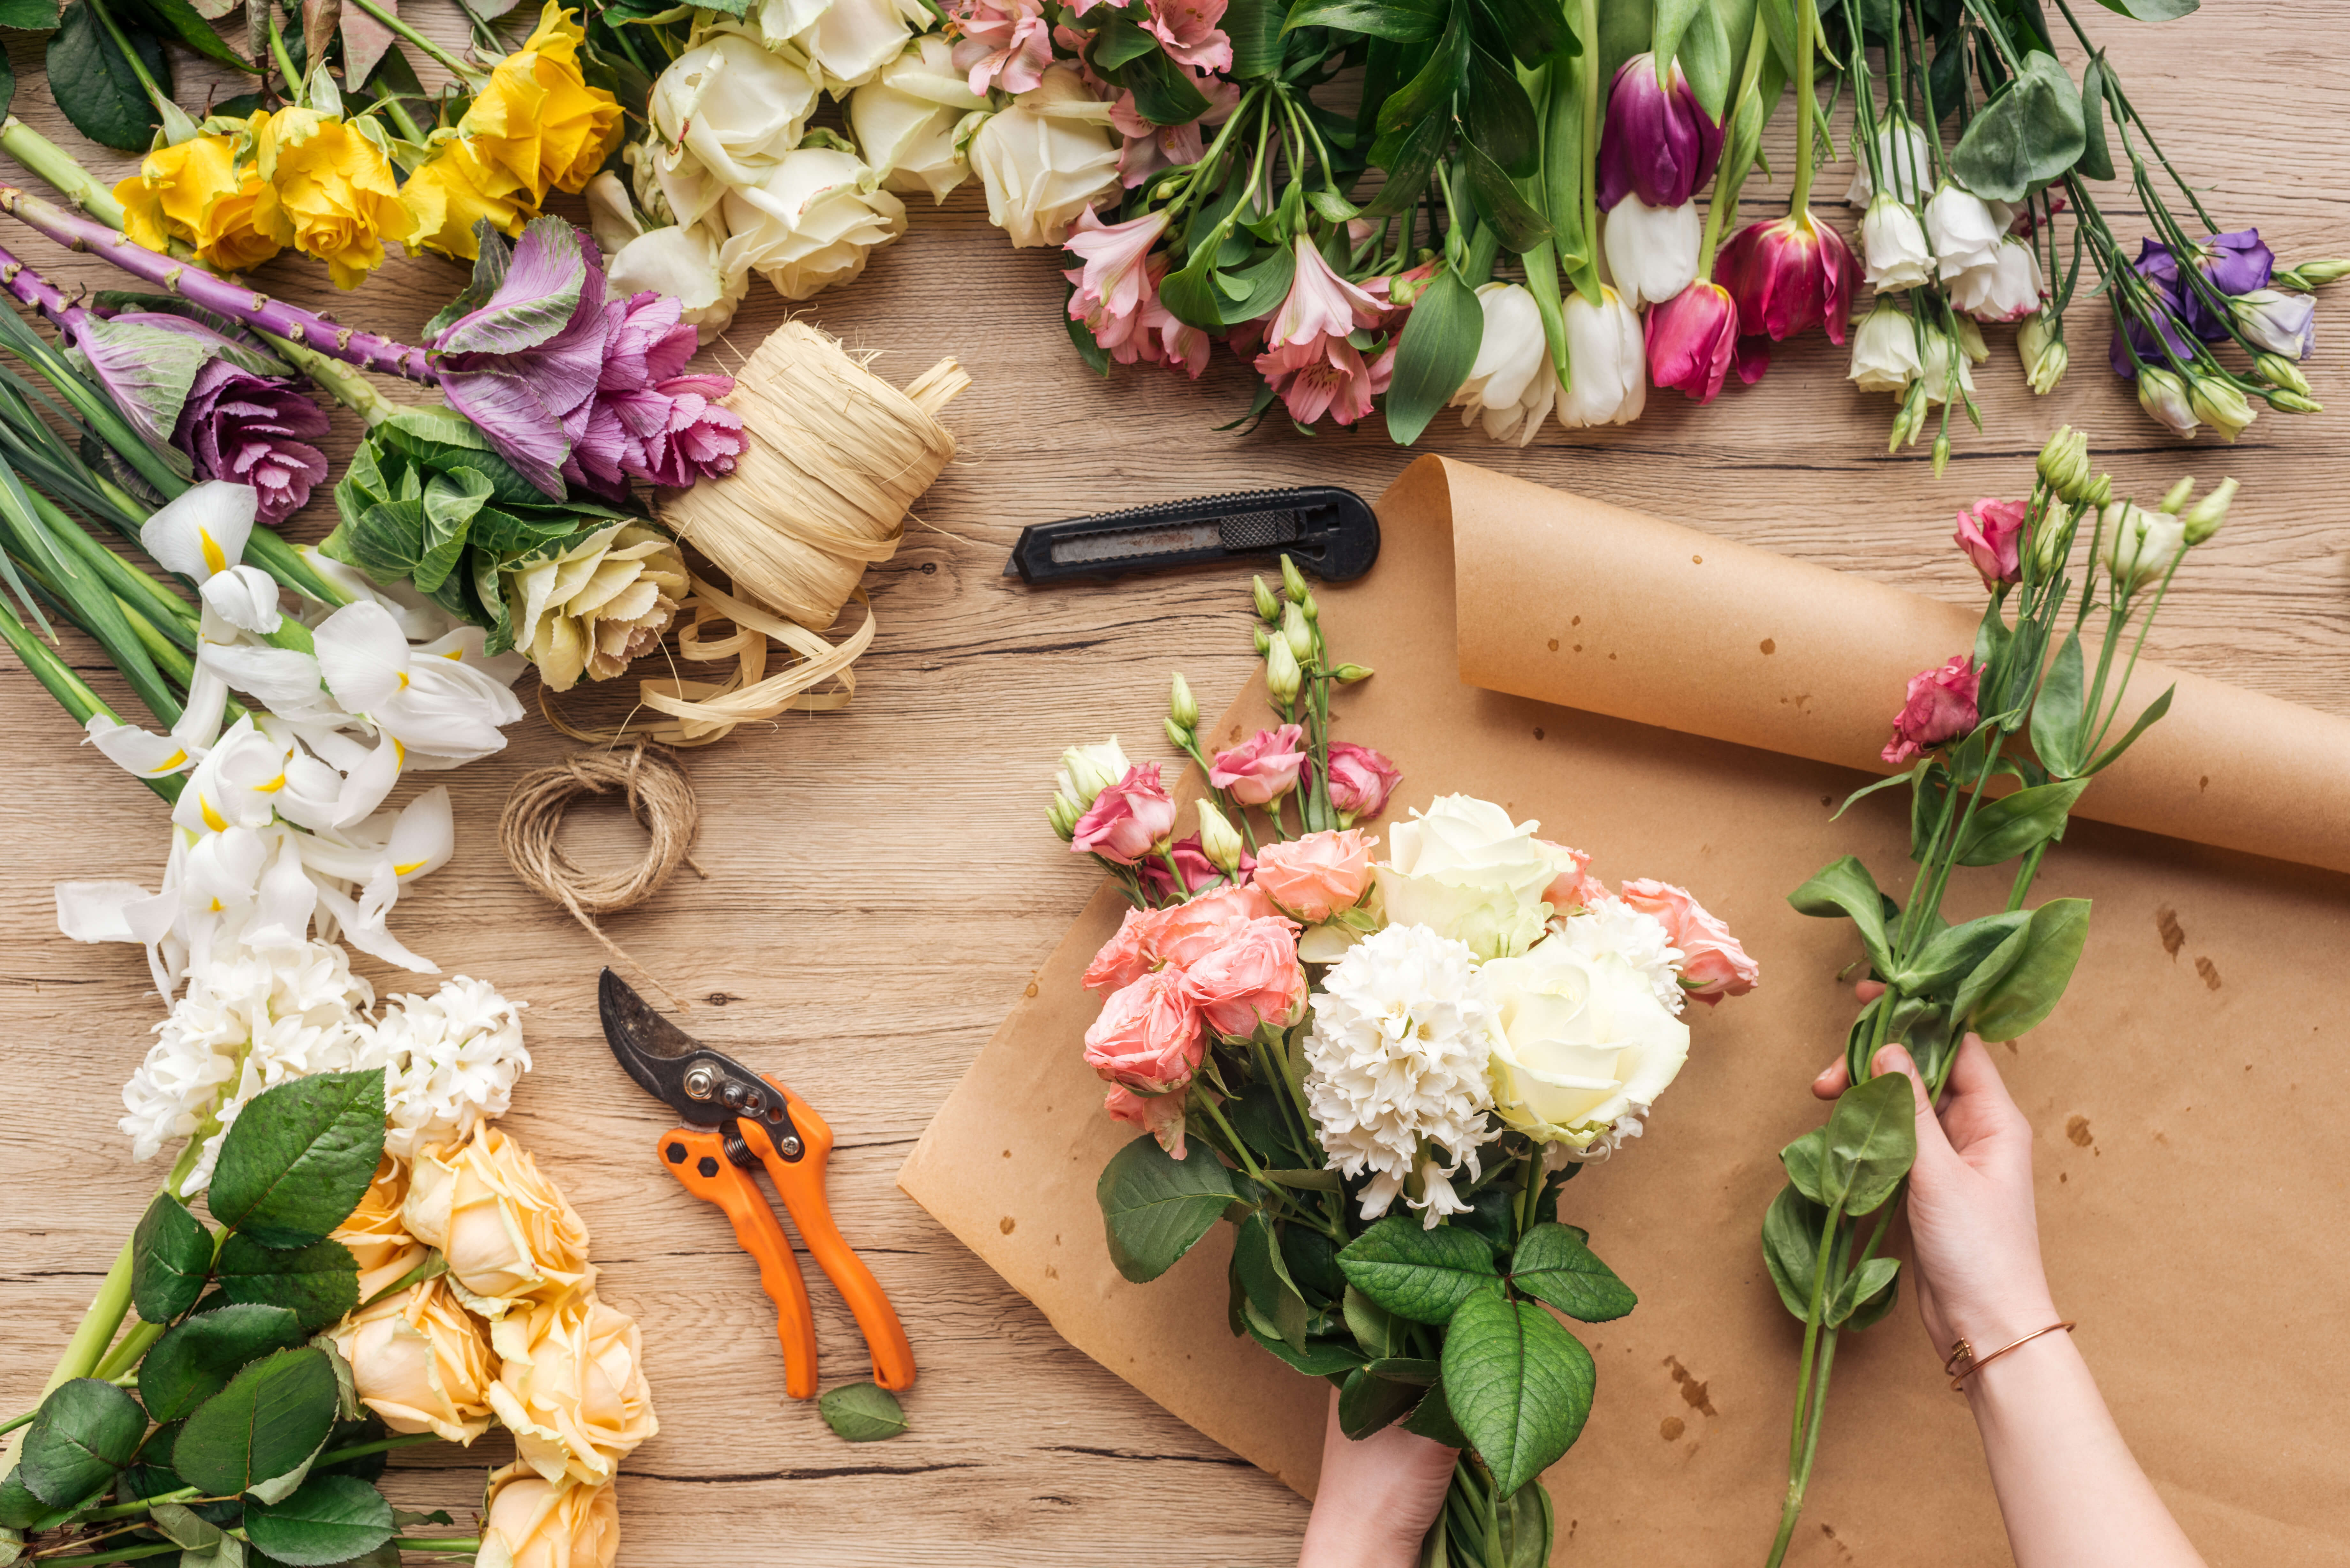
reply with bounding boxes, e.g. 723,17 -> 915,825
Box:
1597,53 -> 1724,211
2129,230 -> 2273,341
172,358 -> 332,525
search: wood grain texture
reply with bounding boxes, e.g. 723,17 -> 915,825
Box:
0,3 -> 2344,1564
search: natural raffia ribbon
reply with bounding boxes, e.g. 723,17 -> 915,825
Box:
499,742 -> 705,1006
550,320 -> 968,747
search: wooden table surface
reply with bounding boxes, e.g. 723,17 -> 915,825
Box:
3,4 -> 2345,1564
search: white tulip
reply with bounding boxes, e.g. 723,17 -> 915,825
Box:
1926,183 -> 2004,281
1449,283 -> 1555,447
1844,119 -> 1934,207
967,63 -> 1123,249
1860,193 -> 1931,291
1848,299 -> 1922,394
648,23 -> 819,228
1555,286 -> 1646,429
717,146 -> 908,300
1949,235 -> 2045,323
757,0 -> 931,91
1600,197 -> 1699,308
848,35 -> 989,203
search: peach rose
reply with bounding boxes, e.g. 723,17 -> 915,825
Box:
1146,882 -> 1278,966
404,1126 -> 593,1317
1251,828 -> 1376,921
1083,968 -> 1205,1095
1209,724 -> 1308,805
330,1277 -> 497,1444
487,1294 -> 659,1487
1535,839 -> 1610,915
1071,762 -> 1178,864
1180,916 -> 1307,1038
1323,741 -> 1401,820
479,1465 -> 618,1568
1105,1084 -> 1188,1157
334,1153 -> 430,1302
1083,908 -> 1156,994
1619,878 -> 1760,1004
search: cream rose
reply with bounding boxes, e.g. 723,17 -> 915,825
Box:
334,1154 -> 430,1302
646,22 -> 818,228
757,0 -> 933,91
486,1295 -> 659,1487
331,1278 -> 498,1443
1374,795 -> 1577,961
967,62 -> 1122,248
847,36 -> 988,203
479,1466 -> 618,1568
1476,938 -> 1691,1155
717,146 -> 908,301
403,1125 -> 594,1316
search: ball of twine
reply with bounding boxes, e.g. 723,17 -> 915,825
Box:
499,743 -> 706,1006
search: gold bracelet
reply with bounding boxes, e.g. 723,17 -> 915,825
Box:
1943,1321 -> 2076,1391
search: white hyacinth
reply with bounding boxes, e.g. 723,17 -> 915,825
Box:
374,977 -> 533,1160
1546,896 -> 1688,1016
1303,923 -> 1503,1228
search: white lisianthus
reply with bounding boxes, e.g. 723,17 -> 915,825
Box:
2134,366 -> 2199,438
1925,183 -> 2004,282
2230,287 -> 2317,359
1374,795 -> 1577,961
757,0 -> 932,92
967,63 -> 1122,248
1055,737 -> 1132,811
1554,286 -> 1646,430
1450,283 -> 1555,446
848,36 -> 989,203
1546,896 -> 1687,1015
717,146 -> 908,301
1477,937 -> 1691,1159
1601,198 -> 1700,308
1860,193 -> 1931,291
375,976 -> 533,1161
1304,923 -> 1504,1226
2017,312 -> 2067,395
1915,322 -> 1978,407
646,23 -> 818,229
1950,235 -> 2045,323
1849,299 -> 1922,393
2099,501 -> 2187,594
1845,119 -> 1933,207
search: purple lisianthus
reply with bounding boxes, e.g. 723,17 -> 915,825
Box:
2129,229 -> 2273,341
172,359 -> 331,524
1597,52 -> 1723,211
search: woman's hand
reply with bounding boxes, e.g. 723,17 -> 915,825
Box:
1811,984 -> 2057,1355
1297,1386 -> 1456,1568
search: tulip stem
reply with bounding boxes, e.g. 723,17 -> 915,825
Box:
1788,0 -> 1816,211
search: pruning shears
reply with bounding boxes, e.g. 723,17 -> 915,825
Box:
598,968 -> 916,1399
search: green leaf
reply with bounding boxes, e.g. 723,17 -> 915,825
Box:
1953,778 -> 2089,866
1676,0 -> 1735,117
1156,240 -> 1230,332
1377,0 -> 1467,132
1786,856 -> 1895,978
1342,1285 -> 1397,1359
377,407 -> 546,508
2085,684 -> 2173,773
1601,0 -> 1655,79
0,43 -> 16,119
817,1382 -> 909,1442
150,1500 -> 224,1550
49,0 -> 171,152
411,469 -> 493,595
244,1475 -> 395,1567
1462,136 -> 1552,250
1820,1072 -> 1916,1217
172,1348 -> 340,1497
1461,44 -> 1538,178
2029,631 -> 2087,776
1381,264 -> 1481,446
140,1303 -> 308,1424
1284,0 -> 1442,38
1826,1256 -> 1900,1329
215,1236 -> 359,1332
119,0 -> 257,70
1096,1133 -> 1239,1284
207,1070 -> 386,1249
1361,1356 -> 1439,1386
1967,898 -> 2091,1042
20,1381 -> 145,1509
1401,1377 -> 1467,1446
1244,1323 -> 1369,1376
1481,0 -> 1574,62
0,0 -> 61,27
1947,50 -> 2086,202
1234,1212 -> 1311,1350
1509,1224 -> 1636,1323
1224,0 -> 1288,72
2093,0 -> 2193,16
0,1466 -> 89,1531
1760,1182 -> 1825,1320
1117,46 -> 1210,126
1894,910 -> 2030,995
1336,1216 -> 1501,1324
1650,0 -> 1702,76
2074,55 -> 2114,181
1092,8 -> 1159,67
1440,1291 -> 1595,1494
1337,1366 -> 1424,1439
133,1193 -> 214,1324
1280,1223 -> 1346,1304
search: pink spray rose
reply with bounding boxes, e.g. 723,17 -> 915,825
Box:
1953,498 -> 2028,590
1147,882 -> 1280,965
1072,763 -> 1179,863
1104,1083 -> 1189,1157
1251,828 -> 1377,922
1084,907 -> 1158,994
1321,740 -> 1402,819
1209,724 -> 1308,805
1535,840 -> 1610,914
1181,916 -> 1307,1038
1084,968 -> 1206,1095
948,0 -> 1052,95
1882,655 -> 1981,765
1619,878 -> 1760,1005
1138,831 -> 1255,902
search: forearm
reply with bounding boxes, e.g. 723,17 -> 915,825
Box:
1967,1332 -> 2205,1568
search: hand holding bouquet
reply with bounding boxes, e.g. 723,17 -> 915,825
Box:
1050,561 -> 1757,1564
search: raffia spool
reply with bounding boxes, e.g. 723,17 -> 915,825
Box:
551,320 -> 968,747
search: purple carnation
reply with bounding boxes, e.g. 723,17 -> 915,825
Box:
172,359 -> 331,525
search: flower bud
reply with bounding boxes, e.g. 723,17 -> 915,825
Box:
2282,258 -> 2350,287
2137,366 -> 2199,438
2270,388 -> 2324,414
1281,603 -> 1313,661
2018,313 -> 2067,395
1163,716 -> 1192,751
1280,554 -> 1309,604
1167,672 -> 1197,733
1300,590 -> 1319,623
2188,377 -> 2255,443
2028,498 -> 2074,580
1048,793 -> 1080,841
2082,472 -> 2113,509
2159,477 -> 2196,515
1252,623 -> 1271,655
1265,634 -> 1302,704
2035,425 -> 2089,501
2100,502 -> 2187,596
1196,798 -> 1244,876
1932,430 -> 1952,477
1331,663 -> 1373,683
2181,476 -> 2237,546
1888,381 -> 1928,452
2257,352 -> 2313,397
1252,575 -> 1280,622
1055,739 -> 1132,810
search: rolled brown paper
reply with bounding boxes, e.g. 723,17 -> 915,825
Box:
1441,458 -> 2350,875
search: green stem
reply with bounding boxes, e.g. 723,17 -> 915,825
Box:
30,1542 -> 182,1567
0,1241 -> 136,1472
2085,553 -> 2181,759
266,8 -> 302,102
312,1432 -> 442,1468
1789,0 -> 1818,209
1784,1196 -> 1844,1469
1701,12 -> 1772,271
85,0 -> 176,120
0,119 -> 128,225
343,0 -> 485,87
388,1541 -> 481,1555
0,598 -> 177,800
89,1318 -> 163,1384
2005,841 -> 2048,912
75,1486 -> 200,1524
1764,1329 -> 1842,1568
1580,0 -> 1601,247
261,329 -> 396,429
1156,844 -> 1194,900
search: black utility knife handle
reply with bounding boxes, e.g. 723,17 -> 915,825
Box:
1003,485 -> 1379,587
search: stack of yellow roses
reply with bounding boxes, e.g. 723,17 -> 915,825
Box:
329,1125 -> 657,1568
112,4 -> 625,289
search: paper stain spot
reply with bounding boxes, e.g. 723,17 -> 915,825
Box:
1024,981 -> 1039,999
999,1217 -> 1017,1234
2156,907 -> 2186,959
2059,1172 -> 2068,1184
1571,615 -> 1581,626
1002,1149 -> 1012,1158
2200,774 -> 2210,792
1573,643 -> 1583,652
1759,638 -> 1776,655
2065,1115 -> 2095,1148
1692,554 -> 1704,564
1533,727 -> 1544,741
1547,638 -> 1559,652
2196,956 -> 2222,990
1664,1357 -> 1717,1417
1659,1417 -> 1685,1441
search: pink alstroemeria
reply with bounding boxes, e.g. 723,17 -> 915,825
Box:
1111,79 -> 1237,188
1139,260 -> 1212,378
949,0 -> 1052,95
1143,0 -> 1232,72
1645,280 -> 1739,403
1255,335 -> 1391,426
1365,259 -> 1443,332
1715,210 -> 1855,348
1268,236 -> 1384,349
1064,207 -> 1171,336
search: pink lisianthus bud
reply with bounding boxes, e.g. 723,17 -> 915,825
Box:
1137,832 -> 1256,902
1209,723 -> 1308,804
1084,968 -> 1206,1094
1645,280 -> 1740,402
1072,762 -> 1179,863
1716,210 -> 1855,347
948,0 -> 1052,95
1251,828 -> 1376,922
1953,498 -> 2029,590
172,360 -> 330,526
1320,740 -> 1401,820
1104,1083 -> 1189,1157
1618,878 -> 1760,1005
1882,655 -> 1981,765
1597,53 -> 1724,211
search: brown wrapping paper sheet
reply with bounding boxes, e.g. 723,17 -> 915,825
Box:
900,456 -> 2350,1564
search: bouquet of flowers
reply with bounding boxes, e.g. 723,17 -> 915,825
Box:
1755,426 -> 2235,1563
1049,560 -> 1758,1564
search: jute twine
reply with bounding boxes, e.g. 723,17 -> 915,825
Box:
499,742 -> 705,1007
549,321 -> 968,748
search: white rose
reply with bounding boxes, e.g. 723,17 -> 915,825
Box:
648,23 -> 819,227
1449,283 -> 1554,446
968,62 -> 1122,249
848,35 -> 989,203
717,146 -> 908,300
1848,299 -> 1921,394
1554,285 -> 1645,430
1478,939 -> 1690,1156
758,0 -> 931,91
1374,795 -> 1574,961
1601,197 -> 1699,308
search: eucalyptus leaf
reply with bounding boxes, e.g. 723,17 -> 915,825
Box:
1336,1216 -> 1501,1324
1508,1224 -> 1636,1323
1337,1366 -> 1424,1439
1382,263 -> 1482,445
172,1349 -> 340,1497
1966,898 -> 2091,1041
20,1382 -> 145,1509
1821,1072 -> 1917,1217
206,1070 -> 386,1249
1096,1133 -> 1239,1284
817,1382 -> 909,1442
1947,50 -> 2086,202
244,1475 -> 394,1567
1440,1291 -> 1595,1495
1786,856 -> 1895,977
140,1303 -> 309,1424
133,1192 -> 214,1324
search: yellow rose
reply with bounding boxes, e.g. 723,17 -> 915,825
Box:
332,1154 -> 430,1301
479,1467 -> 617,1568
113,133 -> 285,273
255,109 -> 417,290
463,4 -> 625,206
331,1278 -> 499,1443
485,1294 -> 658,1486
403,1125 -> 593,1316
402,134 -> 534,261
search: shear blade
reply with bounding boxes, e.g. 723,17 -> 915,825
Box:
599,968 -> 768,1126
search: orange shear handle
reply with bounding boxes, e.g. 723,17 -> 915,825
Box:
741,1081 -> 918,1392
656,1126 -> 822,1400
